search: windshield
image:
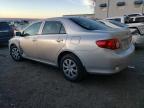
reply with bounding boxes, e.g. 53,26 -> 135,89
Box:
69,17 -> 111,30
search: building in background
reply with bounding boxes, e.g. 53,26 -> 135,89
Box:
94,0 -> 144,19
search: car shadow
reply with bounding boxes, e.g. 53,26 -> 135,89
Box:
78,68 -> 138,86
18,57 -> 139,87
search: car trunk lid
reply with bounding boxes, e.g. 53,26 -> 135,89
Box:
92,28 -> 132,50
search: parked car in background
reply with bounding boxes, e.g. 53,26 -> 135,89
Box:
106,16 -> 144,32
129,16 -> 144,23
9,17 -> 134,81
128,16 -> 144,47
107,16 -> 144,47
99,20 -> 139,36
127,13 -> 143,17
0,22 -> 14,44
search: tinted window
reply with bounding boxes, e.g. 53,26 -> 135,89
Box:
128,17 -> 144,23
135,17 -> 144,23
124,16 -> 131,24
129,18 -> 134,23
42,21 -> 66,34
23,22 -> 42,36
70,17 -> 110,30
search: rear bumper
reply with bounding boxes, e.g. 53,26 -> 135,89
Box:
76,44 -> 135,74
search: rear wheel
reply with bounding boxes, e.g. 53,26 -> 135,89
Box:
10,45 -> 22,61
60,54 -> 86,82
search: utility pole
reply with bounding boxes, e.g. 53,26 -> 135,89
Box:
91,0 -> 96,18
142,0 -> 144,14
107,0 -> 110,18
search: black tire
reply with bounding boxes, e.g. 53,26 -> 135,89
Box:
10,45 -> 23,61
60,54 -> 86,82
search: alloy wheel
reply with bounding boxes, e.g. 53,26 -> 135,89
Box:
11,47 -> 21,60
63,59 -> 78,79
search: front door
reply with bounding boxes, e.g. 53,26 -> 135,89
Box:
20,22 -> 42,58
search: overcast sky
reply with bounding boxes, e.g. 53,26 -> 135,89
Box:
0,0 -> 93,18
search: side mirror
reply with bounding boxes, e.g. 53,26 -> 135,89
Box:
15,31 -> 28,37
15,31 -> 22,36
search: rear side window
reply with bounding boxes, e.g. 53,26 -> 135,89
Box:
42,21 -> 66,34
23,22 -> 42,36
70,17 -> 110,30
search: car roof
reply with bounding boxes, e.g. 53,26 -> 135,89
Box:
33,16 -> 84,22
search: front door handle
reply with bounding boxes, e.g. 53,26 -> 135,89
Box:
57,39 -> 63,43
32,39 -> 37,42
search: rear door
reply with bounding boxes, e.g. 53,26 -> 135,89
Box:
36,21 -> 67,64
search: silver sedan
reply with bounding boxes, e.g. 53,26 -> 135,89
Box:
9,17 -> 135,81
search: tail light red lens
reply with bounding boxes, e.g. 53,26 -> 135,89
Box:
96,39 -> 120,50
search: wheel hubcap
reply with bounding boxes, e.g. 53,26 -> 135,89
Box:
63,59 -> 78,79
11,47 -> 20,60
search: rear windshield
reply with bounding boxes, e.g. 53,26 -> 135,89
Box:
69,17 -> 111,30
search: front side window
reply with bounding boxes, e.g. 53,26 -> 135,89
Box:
42,21 -> 66,34
23,22 -> 42,36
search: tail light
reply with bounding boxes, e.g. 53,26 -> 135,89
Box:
96,39 -> 120,50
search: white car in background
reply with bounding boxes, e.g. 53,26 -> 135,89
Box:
107,16 -> 144,47
127,13 -> 143,17
129,16 -> 144,23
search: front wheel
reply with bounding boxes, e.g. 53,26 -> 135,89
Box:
10,45 -> 23,61
60,54 -> 86,82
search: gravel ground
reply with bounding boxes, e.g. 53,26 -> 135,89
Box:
0,45 -> 144,108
